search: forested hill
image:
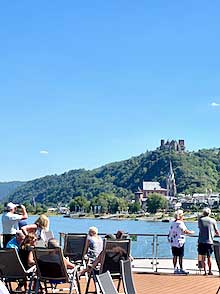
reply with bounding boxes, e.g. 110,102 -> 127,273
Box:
7,148 -> 220,206
0,181 -> 25,201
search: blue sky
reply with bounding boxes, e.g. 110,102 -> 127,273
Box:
1,1 -> 220,181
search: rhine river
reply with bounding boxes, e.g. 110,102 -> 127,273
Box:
0,215 -> 211,259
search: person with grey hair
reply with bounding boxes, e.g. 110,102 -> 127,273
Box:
168,210 -> 194,274
198,207 -> 219,275
85,226 -> 103,262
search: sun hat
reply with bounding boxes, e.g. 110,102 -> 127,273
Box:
6,202 -> 17,211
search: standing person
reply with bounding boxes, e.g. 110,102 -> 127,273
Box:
198,207 -> 219,275
168,210 -> 194,274
2,203 -> 28,247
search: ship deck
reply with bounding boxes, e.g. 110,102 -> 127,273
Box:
80,272 -> 220,294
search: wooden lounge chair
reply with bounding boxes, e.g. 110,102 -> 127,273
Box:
96,271 -> 118,294
120,259 -> 136,294
0,248 -> 35,294
33,247 -> 81,294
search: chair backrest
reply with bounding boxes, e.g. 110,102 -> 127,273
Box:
99,239 -> 131,275
0,281 -> 10,294
120,259 -> 136,294
63,233 -> 87,262
0,248 -> 27,279
96,271 -> 119,294
214,241 -> 220,272
33,247 -> 68,281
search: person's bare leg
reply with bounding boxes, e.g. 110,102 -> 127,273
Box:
179,256 -> 183,270
207,256 -> 212,274
173,256 -> 177,269
202,256 -> 207,275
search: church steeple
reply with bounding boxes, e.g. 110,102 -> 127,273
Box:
166,161 -> 177,197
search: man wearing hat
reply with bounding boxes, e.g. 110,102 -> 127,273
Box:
1,202 -> 28,247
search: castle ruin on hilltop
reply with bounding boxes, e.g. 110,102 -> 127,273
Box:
160,139 -> 185,152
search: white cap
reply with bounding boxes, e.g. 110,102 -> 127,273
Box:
6,202 -> 17,211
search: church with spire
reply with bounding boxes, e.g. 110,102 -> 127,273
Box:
166,161 -> 177,200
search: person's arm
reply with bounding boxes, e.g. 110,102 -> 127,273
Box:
184,228 -> 195,235
20,205 -> 28,220
22,224 -> 37,235
182,222 -> 194,235
84,238 -> 89,255
64,257 -> 75,269
27,251 -> 35,268
213,221 -> 220,236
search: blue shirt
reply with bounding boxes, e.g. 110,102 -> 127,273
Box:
6,237 -> 19,250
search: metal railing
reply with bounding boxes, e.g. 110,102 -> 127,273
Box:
59,232 -> 202,273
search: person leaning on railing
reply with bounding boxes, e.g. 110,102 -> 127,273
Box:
198,207 -> 220,275
168,209 -> 194,274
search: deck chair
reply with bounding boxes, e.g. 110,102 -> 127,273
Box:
120,259 -> 136,294
0,281 -> 10,294
214,241 -> 220,294
96,271 -> 118,294
0,248 -> 35,294
85,239 -> 131,294
63,234 -> 87,265
33,247 -> 81,294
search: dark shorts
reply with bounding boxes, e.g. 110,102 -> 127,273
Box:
198,243 -> 213,257
171,245 -> 184,257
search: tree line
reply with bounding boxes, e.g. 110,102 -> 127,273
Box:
4,147 -> 220,209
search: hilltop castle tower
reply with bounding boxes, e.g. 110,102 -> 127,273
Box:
166,161 -> 177,197
160,139 -> 185,152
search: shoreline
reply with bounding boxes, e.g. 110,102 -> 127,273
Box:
62,213 -> 198,222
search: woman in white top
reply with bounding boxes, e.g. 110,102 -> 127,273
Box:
168,210 -> 194,274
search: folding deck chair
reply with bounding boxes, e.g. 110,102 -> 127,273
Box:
33,247 -> 81,294
0,248 -> 35,294
85,239 -> 131,294
96,271 -> 118,294
63,233 -> 87,265
120,259 -> 136,294
214,241 -> 220,294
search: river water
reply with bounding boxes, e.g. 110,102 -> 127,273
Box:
0,215 -> 207,259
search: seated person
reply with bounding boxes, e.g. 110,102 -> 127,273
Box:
85,226 -> 103,263
17,233 -> 37,292
6,230 -> 25,250
115,230 -> 128,239
80,234 -> 129,277
22,214 -> 50,242
19,232 -> 37,270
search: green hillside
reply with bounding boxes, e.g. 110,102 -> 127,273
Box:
6,148 -> 220,207
0,181 -> 25,201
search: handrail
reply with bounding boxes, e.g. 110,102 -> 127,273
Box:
58,232 -> 206,273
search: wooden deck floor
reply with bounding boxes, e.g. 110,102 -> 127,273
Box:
80,273 -> 220,294
6,272 -> 220,294
133,273 -> 220,294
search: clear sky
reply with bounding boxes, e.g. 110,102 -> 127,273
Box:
1,1 -> 220,182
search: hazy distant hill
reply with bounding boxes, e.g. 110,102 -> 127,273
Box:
0,181 -> 25,201
8,148 -> 220,206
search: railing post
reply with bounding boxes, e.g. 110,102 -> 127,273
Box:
155,234 -> 159,272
